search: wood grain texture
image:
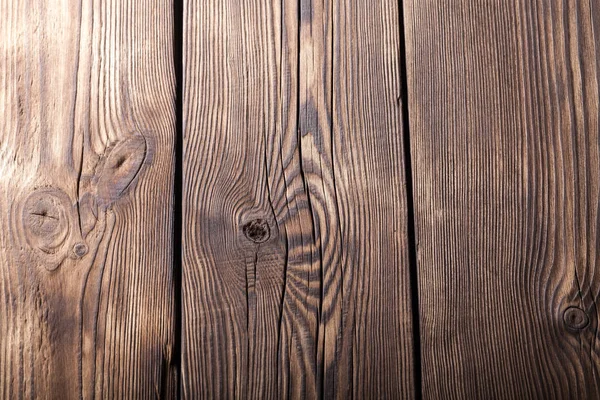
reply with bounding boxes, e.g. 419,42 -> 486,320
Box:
331,0 -> 415,397
182,0 -> 415,398
0,0 -> 176,397
405,0 -> 600,398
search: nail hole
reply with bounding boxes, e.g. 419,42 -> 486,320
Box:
242,219 -> 270,243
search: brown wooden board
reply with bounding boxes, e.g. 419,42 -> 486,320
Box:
0,0 -> 176,397
181,0 -> 415,397
404,0 -> 600,397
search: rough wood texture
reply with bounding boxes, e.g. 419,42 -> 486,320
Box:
0,0 -> 176,397
405,0 -> 600,397
182,0 -> 415,397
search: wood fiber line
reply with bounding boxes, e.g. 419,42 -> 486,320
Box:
0,0 -> 176,397
405,0 -> 600,398
182,0 -> 415,398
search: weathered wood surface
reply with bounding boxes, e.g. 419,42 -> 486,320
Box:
405,0 -> 600,398
0,0 -> 176,397
7,0 -> 599,398
181,0 -> 415,398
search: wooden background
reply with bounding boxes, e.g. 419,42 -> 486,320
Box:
1,0 -> 599,398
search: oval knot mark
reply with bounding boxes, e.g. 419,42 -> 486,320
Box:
22,188 -> 71,256
563,307 -> 589,330
95,134 -> 148,207
242,219 -> 270,243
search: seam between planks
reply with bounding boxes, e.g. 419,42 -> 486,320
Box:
173,0 -> 184,398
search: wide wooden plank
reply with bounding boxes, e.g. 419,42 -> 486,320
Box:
0,0 -> 176,397
405,0 -> 600,397
182,0 -> 415,397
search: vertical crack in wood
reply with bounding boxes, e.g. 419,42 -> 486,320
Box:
73,3 -> 85,240
296,0 -> 323,397
79,211 -> 112,400
397,0 -> 423,398
275,0 -> 292,389
326,0 -> 345,397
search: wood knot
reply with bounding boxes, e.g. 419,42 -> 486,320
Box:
22,188 -> 71,256
242,219 -> 270,243
563,307 -> 589,330
95,134 -> 148,208
71,242 -> 88,259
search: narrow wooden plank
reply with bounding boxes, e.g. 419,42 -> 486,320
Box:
181,0 -> 293,396
330,0 -> 415,397
405,0 -> 600,397
0,0 -> 176,397
182,0 -> 414,397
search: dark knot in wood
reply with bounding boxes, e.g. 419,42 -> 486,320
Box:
563,307 -> 589,330
242,219 -> 270,243
72,242 -> 89,258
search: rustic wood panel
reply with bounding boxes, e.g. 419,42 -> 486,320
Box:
182,0 -> 415,397
0,0 -> 176,397
405,0 -> 600,397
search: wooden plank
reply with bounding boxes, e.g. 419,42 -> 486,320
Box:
405,0 -> 600,397
0,0 -> 176,397
330,0 -> 415,397
181,0 -> 293,396
182,0 -> 415,397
